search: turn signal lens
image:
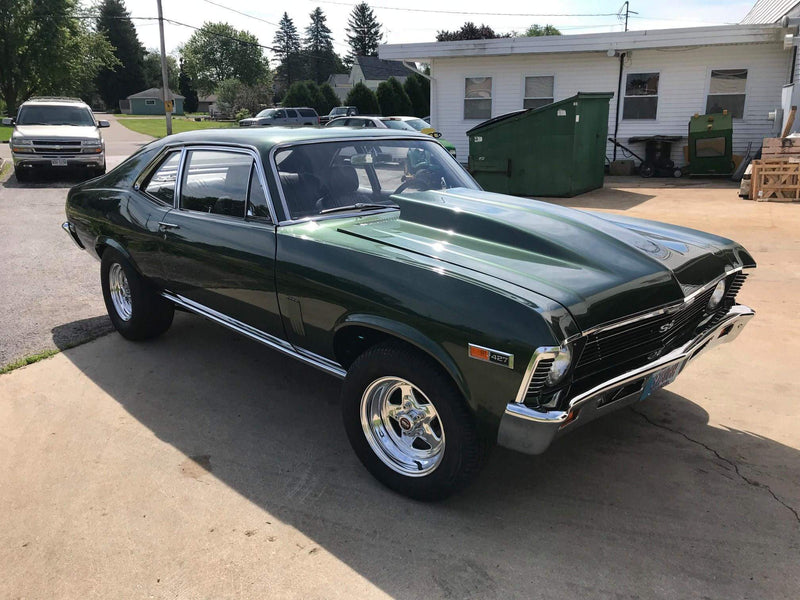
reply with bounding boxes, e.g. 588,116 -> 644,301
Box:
708,280 -> 726,310
468,346 -> 489,361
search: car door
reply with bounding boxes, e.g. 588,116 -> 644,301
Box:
286,109 -> 300,125
159,146 -> 284,338
273,109 -> 287,126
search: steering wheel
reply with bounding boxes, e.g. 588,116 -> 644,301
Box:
394,167 -> 444,195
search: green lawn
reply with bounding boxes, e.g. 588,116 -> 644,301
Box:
117,118 -> 235,138
1,124 -> 12,143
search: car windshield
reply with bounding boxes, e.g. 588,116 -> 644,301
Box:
274,138 -> 478,220
16,105 -> 94,126
401,118 -> 433,132
256,109 -> 276,118
330,107 -> 347,115
381,119 -> 417,131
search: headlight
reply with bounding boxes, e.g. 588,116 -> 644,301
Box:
708,280 -> 726,310
10,137 -> 33,152
81,139 -> 102,147
545,344 -> 572,386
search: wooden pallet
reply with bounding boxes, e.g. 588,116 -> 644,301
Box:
750,158 -> 800,201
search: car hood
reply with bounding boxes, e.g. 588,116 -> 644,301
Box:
337,188 -> 754,331
13,125 -> 100,140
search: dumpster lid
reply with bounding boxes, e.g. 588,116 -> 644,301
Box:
689,112 -> 732,133
466,91 -> 614,135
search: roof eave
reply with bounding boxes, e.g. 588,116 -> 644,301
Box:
379,23 -> 788,61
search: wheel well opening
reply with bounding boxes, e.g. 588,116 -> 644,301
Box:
334,325 -> 392,370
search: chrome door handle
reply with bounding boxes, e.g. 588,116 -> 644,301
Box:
158,222 -> 180,230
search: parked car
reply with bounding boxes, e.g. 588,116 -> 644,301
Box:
239,107 -> 318,127
320,105 -> 359,124
326,115 -> 457,158
3,96 -> 109,182
63,127 -> 756,500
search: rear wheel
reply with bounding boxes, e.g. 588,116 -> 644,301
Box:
101,248 -> 174,340
341,342 -> 485,501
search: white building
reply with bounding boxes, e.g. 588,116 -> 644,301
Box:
380,5 -> 800,165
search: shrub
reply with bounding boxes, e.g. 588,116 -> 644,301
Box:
320,83 -> 341,115
377,77 -> 412,116
345,82 -> 379,115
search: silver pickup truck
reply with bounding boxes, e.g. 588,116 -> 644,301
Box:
3,97 -> 109,182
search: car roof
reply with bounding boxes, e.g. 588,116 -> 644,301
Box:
20,97 -> 89,107
156,126 -> 430,152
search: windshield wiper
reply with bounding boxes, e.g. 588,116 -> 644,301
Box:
319,202 -> 398,215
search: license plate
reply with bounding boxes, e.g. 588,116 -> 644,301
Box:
640,362 -> 682,401
51,159 -> 68,166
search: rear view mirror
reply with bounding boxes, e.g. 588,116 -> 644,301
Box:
350,153 -> 374,166
375,153 -> 394,164
1,117 -> 13,126
97,120 -> 110,128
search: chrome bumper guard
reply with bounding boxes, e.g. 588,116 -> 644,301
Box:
497,304 -> 754,455
61,221 -> 85,249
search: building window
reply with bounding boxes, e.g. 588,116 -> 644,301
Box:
524,76 -> 554,109
623,72 -> 659,120
706,69 -> 747,118
145,99 -> 156,105
464,77 -> 492,120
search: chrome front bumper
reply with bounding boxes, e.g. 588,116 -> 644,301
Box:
13,152 -> 104,168
497,304 -> 754,455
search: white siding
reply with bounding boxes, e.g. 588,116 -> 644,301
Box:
431,43 -> 791,165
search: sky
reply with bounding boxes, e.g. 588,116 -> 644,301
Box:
120,0 -> 757,61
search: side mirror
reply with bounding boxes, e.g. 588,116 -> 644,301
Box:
432,131 -> 443,139
97,120 -> 110,128
1,117 -> 13,126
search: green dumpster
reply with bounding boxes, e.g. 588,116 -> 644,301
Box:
467,92 -> 613,197
686,111 -> 734,176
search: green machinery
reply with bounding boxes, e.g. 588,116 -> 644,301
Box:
686,111 -> 734,176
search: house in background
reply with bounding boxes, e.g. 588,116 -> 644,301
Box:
326,74 -> 352,102
380,0 -> 800,164
197,94 -> 218,114
349,56 -> 414,91
120,88 -> 185,115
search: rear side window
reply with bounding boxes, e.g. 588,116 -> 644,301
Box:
180,150 -> 254,217
285,109 -> 298,118
142,151 -> 181,204
247,168 -> 271,222
298,108 -> 317,117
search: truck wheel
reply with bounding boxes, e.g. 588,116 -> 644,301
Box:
341,342 -> 485,501
640,163 -> 655,178
101,248 -> 174,341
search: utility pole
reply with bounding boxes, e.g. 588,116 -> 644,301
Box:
620,1 -> 638,32
156,0 -> 172,135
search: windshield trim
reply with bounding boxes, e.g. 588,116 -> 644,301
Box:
268,135 -> 477,224
16,105 -> 95,127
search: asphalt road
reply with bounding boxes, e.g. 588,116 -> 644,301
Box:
0,179 -> 798,598
0,115 -> 153,368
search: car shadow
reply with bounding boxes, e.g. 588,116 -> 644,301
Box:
2,169 -> 93,189
51,315 -> 113,350
540,187 -> 656,210
55,313 -> 800,598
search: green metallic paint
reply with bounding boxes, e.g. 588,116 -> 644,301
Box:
64,127 -> 756,439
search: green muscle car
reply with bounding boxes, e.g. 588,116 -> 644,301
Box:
63,128 -> 755,500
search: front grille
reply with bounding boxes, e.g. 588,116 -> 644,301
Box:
32,140 -> 83,154
572,272 -> 747,388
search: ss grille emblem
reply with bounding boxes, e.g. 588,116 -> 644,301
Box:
659,320 -> 675,333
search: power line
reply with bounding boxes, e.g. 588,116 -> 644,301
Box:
198,0 -> 281,28
313,0 -> 619,17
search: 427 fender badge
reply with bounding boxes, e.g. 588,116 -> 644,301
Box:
467,344 -> 514,369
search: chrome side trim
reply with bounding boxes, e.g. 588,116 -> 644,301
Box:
513,346 -> 559,404
467,343 -> 515,369
161,291 -> 347,379
563,265 -> 747,344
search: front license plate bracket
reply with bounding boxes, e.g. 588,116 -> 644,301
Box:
640,361 -> 682,401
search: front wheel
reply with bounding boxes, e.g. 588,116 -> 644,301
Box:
341,342 -> 485,501
101,248 -> 174,340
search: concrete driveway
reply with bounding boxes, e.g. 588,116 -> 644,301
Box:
0,114 -> 153,367
0,179 -> 798,598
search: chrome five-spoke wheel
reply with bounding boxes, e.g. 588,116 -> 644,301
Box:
108,262 -> 133,321
361,376 -> 445,476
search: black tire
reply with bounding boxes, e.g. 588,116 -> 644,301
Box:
341,342 -> 485,501
640,163 -> 655,178
14,167 -> 29,183
101,248 -> 174,341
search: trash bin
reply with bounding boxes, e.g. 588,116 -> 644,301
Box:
467,92 -> 613,197
686,111 -> 734,176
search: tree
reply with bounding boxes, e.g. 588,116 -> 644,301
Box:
403,73 -> 429,118
377,77 -> 411,116
282,81 -> 313,109
182,22 -> 269,94
273,13 -> 303,91
320,83 -> 341,114
436,22 -> 508,42
303,7 -> 342,84
345,82 -> 379,115
0,0 -> 117,113
96,0 -> 146,110
178,60 -> 199,113
143,50 -> 178,90
524,24 -> 561,36
346,3 -> 382,59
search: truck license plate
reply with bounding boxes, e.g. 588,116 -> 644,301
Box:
640,362 -> 682,401
51,159 -> 68,166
